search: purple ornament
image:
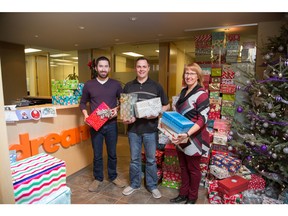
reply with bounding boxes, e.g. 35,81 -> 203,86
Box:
236,86 -> 241,91
237,106 -> 243,113
246,156 -> 252,161
275,95 -> 282,102
260,144 -> 268,152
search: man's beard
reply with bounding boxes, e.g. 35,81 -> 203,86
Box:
98,72 -> 108,79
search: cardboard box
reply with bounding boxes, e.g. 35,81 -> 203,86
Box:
218,175 -> 249,196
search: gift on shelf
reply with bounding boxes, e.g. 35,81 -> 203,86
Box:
86,102 -> 112,131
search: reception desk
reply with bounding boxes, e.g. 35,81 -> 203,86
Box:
6,104 -> 93,176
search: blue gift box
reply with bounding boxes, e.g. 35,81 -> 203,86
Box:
161,111 -> 194,134
34,186 -> 71,204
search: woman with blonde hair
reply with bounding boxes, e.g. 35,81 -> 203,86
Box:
170,62 -> 210,204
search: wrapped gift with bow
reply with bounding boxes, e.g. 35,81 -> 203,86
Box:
86,102 -> 112,131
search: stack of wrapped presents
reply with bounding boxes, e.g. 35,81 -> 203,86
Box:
141,149 -> 164,183
161,144 -> 181,189
10,153 -> 70,204
52,80 -> 84,105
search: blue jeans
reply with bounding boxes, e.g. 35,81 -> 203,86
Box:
127,132 -> 158,191
90,122 -> 118,182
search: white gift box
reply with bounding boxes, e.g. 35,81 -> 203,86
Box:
134,97 -> 162,118
158,118 -> 189,143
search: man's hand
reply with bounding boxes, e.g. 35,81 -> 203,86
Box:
123,117 -> 136,124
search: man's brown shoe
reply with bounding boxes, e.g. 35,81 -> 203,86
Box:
112,177 -> 126,188
88,180 -> 101,192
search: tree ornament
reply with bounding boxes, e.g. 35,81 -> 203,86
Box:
283,147 -> 288,154
246,155 -> 252,161
278,73 -> 283,78
246,80 -> 251,85
283,133 -> 288,139
269,151 -> 273,155
236,85 -> 241,90
272,153 -> 277,159
228,146 -> 233,151
229,131 -> 234,136
250,141 -> 255,146
275,95 -> 282,102
269,112 -> 276,118
260,144 -> 268,152
272,130 -> 278,136
264,54 -> 271,60
278,45 -> 284,52
261,129 -> 266,134
267,103 -> 273,109
236,106 -> 243,113
263,122 -> 269,128
227,135 -> 233,141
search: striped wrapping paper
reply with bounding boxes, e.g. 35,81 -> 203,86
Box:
10,153 -> 66,204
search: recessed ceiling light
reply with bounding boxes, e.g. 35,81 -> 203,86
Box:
122,52 -> 143,57
79,26 -> 85,30
25,48 -> 42,53
129,17 -> 138,21
53,59 -> 73,63
50,53 -> 71,58
155,50 -> 159,53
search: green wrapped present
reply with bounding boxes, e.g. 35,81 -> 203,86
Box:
211,68 -> 222,76
221,106 -> 235,117
222,94 -> 235,101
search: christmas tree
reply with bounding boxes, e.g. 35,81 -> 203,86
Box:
229,24 -> 288,186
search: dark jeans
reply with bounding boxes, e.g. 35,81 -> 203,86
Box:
176,149 -> 201,200
90,122 -> 118,182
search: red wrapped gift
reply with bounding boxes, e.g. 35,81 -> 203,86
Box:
218,175 -> 249,196
220,84 -> 236,94
211,150 -> 228,156
86,102 -> 111,131
248,174 -> 266,190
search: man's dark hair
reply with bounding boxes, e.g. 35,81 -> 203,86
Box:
95,56 -> 110,67
136,57 -> 149,65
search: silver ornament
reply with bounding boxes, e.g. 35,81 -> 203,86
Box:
260,129 -> 266,134
272,153 -> 277,159
264,54 -> 271,60
229,131 -> 234,136
228,146 -> 233,151
263,122 -> 269,128
269,112 -> 276,118
278,73 -> 283,78
283,147 -> 288,154
278,45 -> 284,52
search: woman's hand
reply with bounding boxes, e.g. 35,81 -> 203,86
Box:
172,133 -> 188,145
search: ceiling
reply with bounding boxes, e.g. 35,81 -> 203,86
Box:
0,12 -> 286,57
